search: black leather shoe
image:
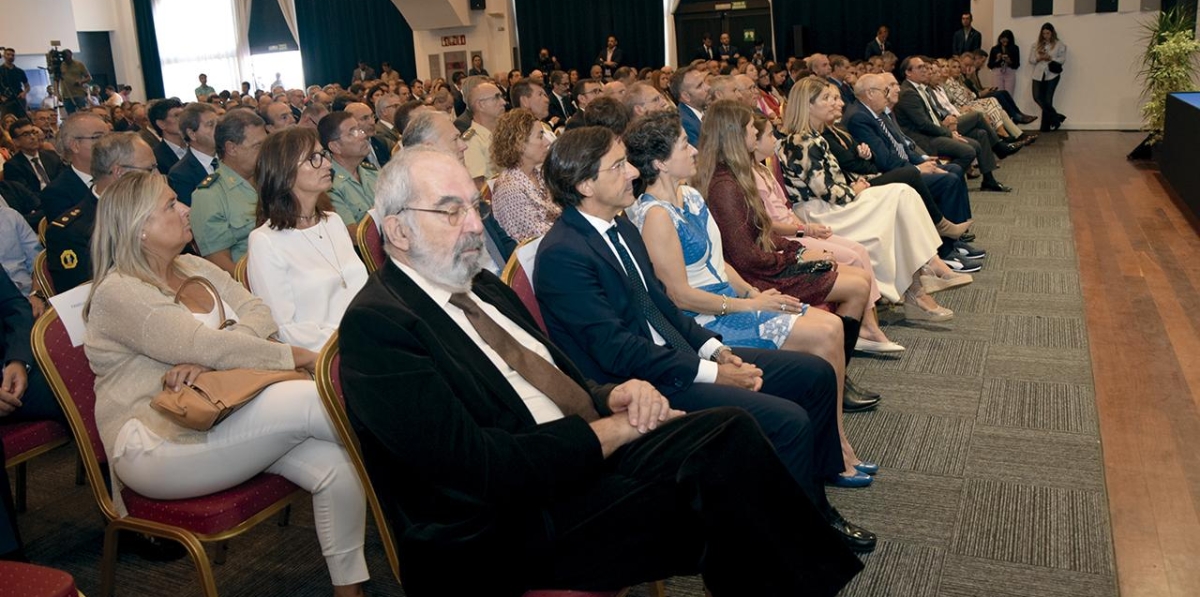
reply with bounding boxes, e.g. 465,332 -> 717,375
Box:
965,167 -> 981,180
829,508 -> 877,553
122,533 -> 188,562
1017,114 -> 1038,124
980,181 -> 1013,193
992,142 -> 1021,159
843,379 -> 881,412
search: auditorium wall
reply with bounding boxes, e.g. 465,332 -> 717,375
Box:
408,0 -> 517,83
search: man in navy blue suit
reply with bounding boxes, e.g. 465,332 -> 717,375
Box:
669,66 -> 710,146
167,103 -> 220,206
533,126 -> 876,553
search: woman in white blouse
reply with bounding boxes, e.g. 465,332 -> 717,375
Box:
1029,22 -> 1067,132
248,128 -> 368,351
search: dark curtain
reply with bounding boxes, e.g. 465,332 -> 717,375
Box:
772,0 -> 971,63
514,0 -> 664,74
131,0 -> 165,99
249,0 -> 299,54
295,0 -> 417,88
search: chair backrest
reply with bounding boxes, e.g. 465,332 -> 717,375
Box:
234,254 -> 250,291
37,216 -> 48,245
314,332 -> 402,583
31,307 -> 120,521
33,250 -> 55,297
500,236 -> 546,335
356,212 -> 386,274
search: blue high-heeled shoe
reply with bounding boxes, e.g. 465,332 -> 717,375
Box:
829,471 -> 873,488
854,461 -> 879,475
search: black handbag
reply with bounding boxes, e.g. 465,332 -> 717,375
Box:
1048,60 -> 1063,74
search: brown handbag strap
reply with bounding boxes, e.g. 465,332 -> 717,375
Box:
174,276 -> 236,329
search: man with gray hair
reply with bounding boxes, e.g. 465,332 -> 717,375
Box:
623,82 -> 669,118
190,110 -> 267,274
373,93 -> 402,151
462,77 -> 506,185
45,132 -> 155,291
168,102 -> 219,206
338,144 -> 862,597
42,112 -> 111,219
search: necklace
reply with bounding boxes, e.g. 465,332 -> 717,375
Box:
299,220 -> 348,288
297,212 -> 319,223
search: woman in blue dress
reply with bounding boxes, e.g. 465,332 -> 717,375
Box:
624,112 -> 875,486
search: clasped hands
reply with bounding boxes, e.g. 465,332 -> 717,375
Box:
0,361 -> 29,416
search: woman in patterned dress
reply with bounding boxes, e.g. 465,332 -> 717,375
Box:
489,108 -> 559,242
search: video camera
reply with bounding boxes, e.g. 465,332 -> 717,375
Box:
45,42 -> 65,82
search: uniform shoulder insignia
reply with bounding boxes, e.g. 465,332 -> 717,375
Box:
461,128 -> 477,142
197,171 -> 220,189
361,161 -> 377,171
50,208 -> 83,228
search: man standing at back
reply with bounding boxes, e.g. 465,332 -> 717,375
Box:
952,13 -> 982,56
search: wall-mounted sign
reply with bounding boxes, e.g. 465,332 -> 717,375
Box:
441,35 -> 467,47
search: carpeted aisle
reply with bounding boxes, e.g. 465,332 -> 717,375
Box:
13,133 -> 1117,597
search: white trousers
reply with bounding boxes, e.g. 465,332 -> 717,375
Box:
112,380 -> 369,586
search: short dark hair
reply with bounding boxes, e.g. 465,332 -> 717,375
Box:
613,66 -> 635,81
668,66 -> 697,103
623,111 -> 682,196
214,109 -> 265,158
581,96 -> 631,136
509,78 -> 539,107
391,100 -> 427,133
7,118 -> 34,138
179,102 -> 218,144
255,127 -> 332,230
550,70 -> 569,87
543,126 -> 615,207
330,93 -> 359,113
147,97 -> 183,136
318,111 -> 354,149
572,78 -> 599,99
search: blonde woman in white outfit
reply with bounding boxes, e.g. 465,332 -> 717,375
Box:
83,170 -> 368,596
248,127 -> 368,351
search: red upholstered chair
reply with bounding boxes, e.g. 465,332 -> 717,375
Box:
233,254 -> 250,291
355,212 -> 386,274
32,250 -> 55,297
32,307 -> 306,597
0,419 -> 70,511
500,236 -> 547,335
37,216 -> 48,246
0,561 -> 79,597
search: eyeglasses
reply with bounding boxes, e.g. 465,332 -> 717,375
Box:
73,132 -> 106,141
120,163 -> 158,173
304,149 -> 332,168
400,199 -> 490,226
15,130 -> 42,138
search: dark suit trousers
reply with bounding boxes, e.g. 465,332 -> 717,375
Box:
924,135 -> 978,175
654,348 -> 840,507
532,408 -> 862,597
955,112 -> 999,172
0,441 -> 18,557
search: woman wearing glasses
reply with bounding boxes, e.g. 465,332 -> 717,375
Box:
489,108 -> 557,242
247,127 -> 368,351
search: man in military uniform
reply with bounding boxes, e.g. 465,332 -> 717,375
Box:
45,132 -> 155,292
189,110 -> 266,275
318,111 -> 377,239
343,101 -> 388,168
462,78 -> 505,186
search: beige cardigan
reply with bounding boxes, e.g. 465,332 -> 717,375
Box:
85,255 -> 295,461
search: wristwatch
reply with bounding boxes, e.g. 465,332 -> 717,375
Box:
711,345 -> 733,362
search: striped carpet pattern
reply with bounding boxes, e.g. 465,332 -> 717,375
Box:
12,134 -> 1116,596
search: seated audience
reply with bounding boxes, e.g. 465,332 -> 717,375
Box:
318,111 -> 378,237
943,57 -> 1031,142
84,171 -> 368,596
248,128 -> 368,351
489,109 -> 557,243
339,145 -> 863,596
43,113 -> 110,220
147,98 -> 186,175
167,102 -> 220,206
190,110 -> 268,274
463,77 -> 506,185
777,77 -> 952,320
4,119 -> 62,194
0,205 -> 41,314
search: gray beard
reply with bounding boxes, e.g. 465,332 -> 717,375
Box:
406,228 -> 488,293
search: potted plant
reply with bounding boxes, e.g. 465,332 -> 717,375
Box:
1129,7 -> 1200,160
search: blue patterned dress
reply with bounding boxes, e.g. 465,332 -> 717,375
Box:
626,186 -> 803,350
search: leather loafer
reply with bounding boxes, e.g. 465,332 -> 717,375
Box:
855,337 -> 905,354
993,142 -> 1021,159
855,461 -> 880,475
980,181 -> 1013,193
829,508 -> 877,553
965,167 -> 981,179
829,471 -> 873,488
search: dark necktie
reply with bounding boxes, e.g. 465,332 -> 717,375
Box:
605,226 -> 690,350
210,157 -> 218,172
876,116 -> 907,159
448,293 -> 599,422
30,156 -> 50,188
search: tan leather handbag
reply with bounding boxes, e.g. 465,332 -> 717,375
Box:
150,276 -> 309,431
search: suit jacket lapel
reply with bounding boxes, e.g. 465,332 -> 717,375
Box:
561,205 -> 627,281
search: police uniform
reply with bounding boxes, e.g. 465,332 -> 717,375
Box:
462,122 -> 495,181
45,192 -> 98,293
189,163 -> 258,262
328,160 -> 378,229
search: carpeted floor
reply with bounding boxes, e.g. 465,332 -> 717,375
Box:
12,132 -> 1117,596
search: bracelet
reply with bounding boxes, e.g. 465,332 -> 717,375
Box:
719,295 -> 729,317
796,246 -> 807,264
711,345 -> 732,362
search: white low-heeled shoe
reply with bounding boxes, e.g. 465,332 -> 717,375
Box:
855,337 -> 906,354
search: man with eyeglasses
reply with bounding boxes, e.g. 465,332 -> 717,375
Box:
670,65 -> 711,146
41,113 -> 109,220
319,111 -> 378,239
3,119 -> 62,195
463,80 -> 506,186
623,82 -> 670,119
340,144 -> 863,596
45,132 -> 155,292
344,101 -> 390,169
562,79 -> 603,131
190,110 -> 267,275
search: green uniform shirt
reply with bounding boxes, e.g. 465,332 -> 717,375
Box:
329,160 -> 378,228
189,163 -> 258,261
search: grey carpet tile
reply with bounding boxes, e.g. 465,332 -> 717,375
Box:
828,469 -> 965,547
927,287 -> 998,315
978,378 -> 1098,434
950,479 -> 1113,574
848,371 -> 982,419
983,347 -> 1095,386
991,293 -> 1085,318
1014,213 -> 1074,230
854,336 -> 989,378
963,426 -> 1105,491
1005,238 -> 1077,259
991,314 -> 1089,350
964,201 -> 1013,217
938,554 -> 1116,597
839,542 -> 946,597
1000,271 -> 1081,295
986,254 -> 1083,274
843,411 -> 974,476
1006,194 -> 1075,209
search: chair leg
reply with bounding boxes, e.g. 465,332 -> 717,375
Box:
99,525 -> 122,597
75,454 -> 85,485
276,504 -> 291,527
211,540 -> 228,565
14,463 -> 27,512
170,532 -> 218,597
